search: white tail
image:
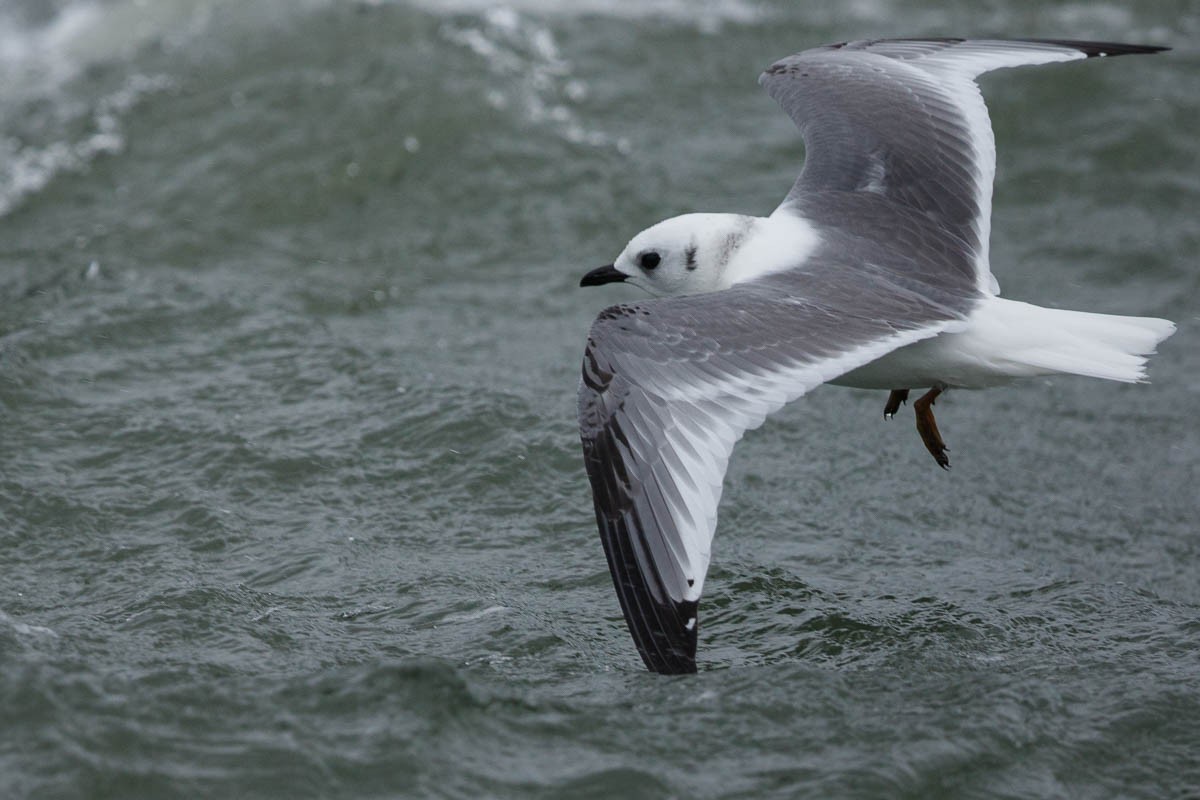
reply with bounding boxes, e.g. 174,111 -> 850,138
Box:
978,298 -> 1176,383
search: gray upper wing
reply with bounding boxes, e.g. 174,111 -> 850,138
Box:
579,265 -> 963,673
759,38 -> 1166,296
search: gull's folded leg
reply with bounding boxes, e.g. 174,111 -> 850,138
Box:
913,386 -> 950,470
883,389 -> 909,419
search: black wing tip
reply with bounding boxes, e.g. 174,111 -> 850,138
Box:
1020,37 -> 1170,57
768,36 -> 1169,61
640,598 -> 700,674
585,457 -> 702,675
759,36 -> 1167,82
826,36 -> 1169,56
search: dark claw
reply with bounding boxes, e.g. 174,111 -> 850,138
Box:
913,386 -> 950,469
883,389 -> 909,420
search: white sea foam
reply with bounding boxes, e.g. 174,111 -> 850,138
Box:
438,7 -> 633,152
0,73 -> 174,218
409,0 -> 766,28
0,1 -> 212,98
0,0 -> 203,217
0,3 -> 103,97
0,610 -> 58,638
444,605 -> 510,623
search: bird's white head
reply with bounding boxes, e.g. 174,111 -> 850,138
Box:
580,213 -> 757,297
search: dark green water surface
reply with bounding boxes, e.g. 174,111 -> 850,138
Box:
2,1 -> 1199,797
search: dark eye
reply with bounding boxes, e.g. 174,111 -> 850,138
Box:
639,251 -> 661,270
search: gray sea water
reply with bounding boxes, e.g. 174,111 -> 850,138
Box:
2,1 -> 1198,797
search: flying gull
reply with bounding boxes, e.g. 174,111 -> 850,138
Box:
576,38 -> 1175,674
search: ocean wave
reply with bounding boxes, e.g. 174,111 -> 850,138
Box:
0,610 -> 58,639
437,6 -> 630,152
408,0 -> 766,28
0,73 -> 173,218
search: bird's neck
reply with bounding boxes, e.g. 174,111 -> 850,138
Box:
717,212 -> 821,289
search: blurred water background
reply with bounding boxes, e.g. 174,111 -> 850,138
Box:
1,1 -> 1198,797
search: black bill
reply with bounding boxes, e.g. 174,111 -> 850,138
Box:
580,264 -> 627,287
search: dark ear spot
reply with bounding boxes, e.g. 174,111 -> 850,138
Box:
685,244 -> 698,271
